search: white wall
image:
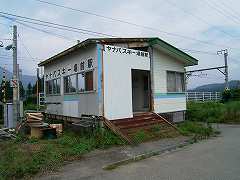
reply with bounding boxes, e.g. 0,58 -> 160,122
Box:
103,45 -> 150,120
152,48 -> 186,113
44,44 -> 99,117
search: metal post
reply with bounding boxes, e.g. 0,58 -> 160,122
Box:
2,65 -> 6,103
17,64 -> 20,101
36,68 -> 39,111
12,25 -> 18,128
224,50 -> 229,89
217,49 -> 229,90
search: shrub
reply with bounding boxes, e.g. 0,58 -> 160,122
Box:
221,101 -> 240,123
187,101 -> 240,124
186,102 -> 225,123
178,121 -> 214,138
222,89 -> 232,102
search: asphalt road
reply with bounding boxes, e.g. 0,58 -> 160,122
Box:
38,124 -> 240,180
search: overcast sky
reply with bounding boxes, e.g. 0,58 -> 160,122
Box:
0,0 -> 240,88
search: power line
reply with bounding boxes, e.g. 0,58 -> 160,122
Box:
0,12 -> 236,52
16,19 -> 76,41
0,11 -> 117,37
0,14 -> 115,41
203,0 -> 240,25
0,38 -> 12,40
219,0 -> 240,19
0,54 -> 40,60
33,0 -> 237,39
0,56 -> 40,62
164,0 -> 236,38
18,34 -> 35,61
180,49 -> 218,56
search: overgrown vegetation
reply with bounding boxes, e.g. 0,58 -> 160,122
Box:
178,121 -> 218,139
0,128 -> 124,180
186,101 -> 240,124
132,130 -> 150,143
222,88 -> 240,102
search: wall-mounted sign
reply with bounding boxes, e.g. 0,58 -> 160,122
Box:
104,45 -> 149,58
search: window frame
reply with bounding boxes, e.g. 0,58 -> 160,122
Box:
63,69 -> 95,95
77,70 -> 94,93
64,74 -> 77,94
45,77 -> 61,96
166,71 -> 185,93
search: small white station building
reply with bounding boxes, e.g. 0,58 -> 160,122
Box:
38,38 -> 198,122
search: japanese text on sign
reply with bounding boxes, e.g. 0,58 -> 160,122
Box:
104,45 -> 149,58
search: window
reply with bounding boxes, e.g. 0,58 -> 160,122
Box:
48,80 -> 53,94
167,71 -> 185,92
46,81 -> 49,94
46,78 -> 60,95
64,75 -> 77,93
78,73 -> 85,92
87,58 -> 93,68
77,71 -> 93,92
63,71 -> 94,94
85,71 -> 93,91
53,78 -> 60,94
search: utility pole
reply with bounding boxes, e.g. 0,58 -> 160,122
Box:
2,65 -> 7,103
12,25 -> 18,127
217,49 -> 229,90
36,68 -> 39,111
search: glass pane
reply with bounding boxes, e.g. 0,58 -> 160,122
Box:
69,75 -> 77,93
56,78 -> 61,94
78,73 -> 85,92
53,79 -> 57,94
85,71 -> 93,91
175,73 -> 185,92
64,76 -> 69,93
45,81 -> 49,94
167,71 -> 176,92
48,80 -> 53,94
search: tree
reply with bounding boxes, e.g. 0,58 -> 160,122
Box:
19,81 -> 25,100
27,83 -> 32,96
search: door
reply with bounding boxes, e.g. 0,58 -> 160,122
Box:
132,69 -> 150,113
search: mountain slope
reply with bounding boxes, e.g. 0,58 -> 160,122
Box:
190,80 -> 240,92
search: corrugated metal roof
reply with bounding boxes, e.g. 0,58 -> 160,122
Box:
38,37 -> 198,66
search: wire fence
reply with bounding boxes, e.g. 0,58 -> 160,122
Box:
186,92 -> 222,102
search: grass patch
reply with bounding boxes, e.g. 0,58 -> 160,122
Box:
132,130 -> 150,143
0,128 -> 124,180
178,121 -> 217,140
187,101 -> 240,124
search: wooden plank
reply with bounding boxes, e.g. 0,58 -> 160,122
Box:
152,112 -> 181,132
102,117 -> 132,144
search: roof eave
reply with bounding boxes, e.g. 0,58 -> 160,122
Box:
148,38 -> 198,66
38,39 -> 95,67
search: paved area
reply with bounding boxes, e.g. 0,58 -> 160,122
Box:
37,124 -> 240,180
